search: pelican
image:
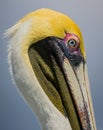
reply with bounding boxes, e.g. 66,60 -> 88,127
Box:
5,8 -> 96,130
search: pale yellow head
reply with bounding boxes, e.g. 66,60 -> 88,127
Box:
16,8 -> 86,59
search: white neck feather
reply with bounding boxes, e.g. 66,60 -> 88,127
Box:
6,20 -> 72,130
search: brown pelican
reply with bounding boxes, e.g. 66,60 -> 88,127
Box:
5,8 -> 96,130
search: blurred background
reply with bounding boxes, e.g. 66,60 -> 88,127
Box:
1,0 -> 103,130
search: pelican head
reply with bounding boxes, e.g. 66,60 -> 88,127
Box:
6,8 -> 96,130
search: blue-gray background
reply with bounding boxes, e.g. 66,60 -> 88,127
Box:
1,0 -> 103,130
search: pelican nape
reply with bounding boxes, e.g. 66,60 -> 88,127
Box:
5,8 -> 96,130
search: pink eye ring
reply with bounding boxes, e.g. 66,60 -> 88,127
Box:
63,33 -> 80,48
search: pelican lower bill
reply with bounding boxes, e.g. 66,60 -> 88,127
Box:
28,37 -> 94,130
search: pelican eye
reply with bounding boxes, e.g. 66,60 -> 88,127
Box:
68,39 -> 76,48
